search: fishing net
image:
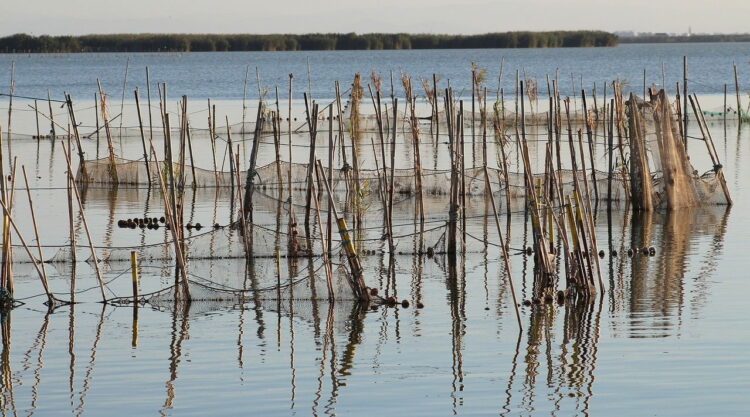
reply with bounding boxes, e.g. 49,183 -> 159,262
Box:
626,90 -> 730,209
76,156 -> 628,200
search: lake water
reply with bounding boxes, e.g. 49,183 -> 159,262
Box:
0,44 -> 749,416
1,43 -> 749,101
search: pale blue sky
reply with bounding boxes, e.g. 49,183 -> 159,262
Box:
1,0 -> 748,36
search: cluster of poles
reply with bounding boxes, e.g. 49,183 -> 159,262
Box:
0,58 -> 739,323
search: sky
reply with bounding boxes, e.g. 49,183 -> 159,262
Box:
1,0 -> 749,36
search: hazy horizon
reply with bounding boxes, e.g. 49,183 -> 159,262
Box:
2,0 -> 748,37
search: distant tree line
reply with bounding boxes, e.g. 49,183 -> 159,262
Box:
620,33 -> 750,43
0,31 -> 618,53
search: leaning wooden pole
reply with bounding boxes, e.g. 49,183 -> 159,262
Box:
21,166 -> 53,304
61,142 -> 107,303
483,166 -> 522,331
316,160 -> 369,302
134,88 -> 152,184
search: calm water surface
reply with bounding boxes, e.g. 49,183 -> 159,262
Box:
0,44 -> 749,416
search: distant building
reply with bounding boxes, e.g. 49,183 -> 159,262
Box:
614,31 -> 636,38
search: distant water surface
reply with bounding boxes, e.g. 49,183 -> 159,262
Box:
0,43 -> 748,100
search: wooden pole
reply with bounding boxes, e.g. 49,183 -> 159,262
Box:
724,84 -> 728,124
734,62 -> 743,122
607,99 -> 614,212
146,67 -> 154,141
241,65 -> 249,137
118,57 -> 130,142
186,121 -> 197,189
47,90 -> 56,139
303,99 -> 318,234
683,56 -> 688,144
131,251 -> 139,304
689,94 -> 733,205
3,161 -> 16,296
6,63 -> 13,168
581,91 -> 599,201
483,166 -> 522,331
34,100 -> 40,139
0,199 -> 51,303
243,105 -> 264,221
206,100 -> 218,184
22,166 -> 52,303
134,88 -> 152,184
0,123 -> 8,291
287,74 -> 293,201
272,112 -> 283,196
148,144 -> 191,300
95,92 -> 100,157
61,142 -> 107,303
66,131 -> 77,263
311,169 -> 334,301
327,105 -> 333,255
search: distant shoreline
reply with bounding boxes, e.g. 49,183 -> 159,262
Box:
619,34 -> 750,44
0,31 -> 617,53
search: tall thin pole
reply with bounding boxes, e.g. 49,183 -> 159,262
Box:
683,56 -> 688,145
734,62 -> 743,122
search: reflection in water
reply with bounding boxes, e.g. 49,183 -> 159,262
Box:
0,163 -> 737,416
447,256 -> 466,413
77,305 -> 108,416
25,310 -> 49,417
625,207 -> 730,337
1,310 -> 16,414
502,299 -> 602,416
162,301 -> 190,416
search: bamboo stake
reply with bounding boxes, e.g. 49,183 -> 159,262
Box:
131,251 -> 139,304
316,160 -> 369,302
